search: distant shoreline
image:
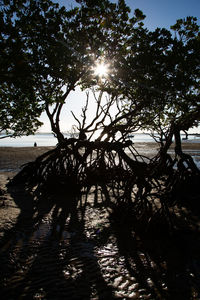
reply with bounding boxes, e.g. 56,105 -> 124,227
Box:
1,132 -> 200,147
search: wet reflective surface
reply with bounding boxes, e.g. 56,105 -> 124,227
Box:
1,178 -> 200,299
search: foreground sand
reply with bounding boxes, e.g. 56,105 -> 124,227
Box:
0,144 -> 200,299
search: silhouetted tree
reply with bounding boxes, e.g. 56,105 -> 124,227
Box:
0,0 -> 145,140
113,16 -> 200,163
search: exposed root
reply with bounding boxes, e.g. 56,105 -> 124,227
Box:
8,138 -> 200,225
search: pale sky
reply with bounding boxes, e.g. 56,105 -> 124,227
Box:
39,0 -> 200,133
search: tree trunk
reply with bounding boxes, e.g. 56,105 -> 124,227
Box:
183,130 -> 188,140
53,128 -> 65,143
45,105 -> 65,143
174,127 -> 182,156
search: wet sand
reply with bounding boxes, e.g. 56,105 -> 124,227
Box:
0,146 -> 54,172
0,142 -> 200,172
0,144 -> 200,299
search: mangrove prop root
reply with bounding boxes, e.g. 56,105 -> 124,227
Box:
9,138 -> 200,219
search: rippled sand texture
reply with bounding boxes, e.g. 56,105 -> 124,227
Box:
0,145 -> 200,299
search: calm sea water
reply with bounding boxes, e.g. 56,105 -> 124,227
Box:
0,133 -> 58,147
0,133 -> 200,147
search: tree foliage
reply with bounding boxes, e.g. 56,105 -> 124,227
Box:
0,0 -> 145,140
1,0 -> 199,149
111,16 -> 200,151
0,0 -> 43,137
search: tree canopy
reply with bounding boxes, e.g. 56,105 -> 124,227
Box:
107,16 -> 200,146
0,0 -> 144,139
0,0 -> 199,142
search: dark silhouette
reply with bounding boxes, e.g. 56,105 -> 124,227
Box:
1,162 -> 200,299
79,129 -> 87,141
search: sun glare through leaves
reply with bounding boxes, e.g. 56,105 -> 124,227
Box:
93,62 -> 109,78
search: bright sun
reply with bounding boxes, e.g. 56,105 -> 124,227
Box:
94,62 -> 109,77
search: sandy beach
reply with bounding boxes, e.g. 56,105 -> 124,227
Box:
0,146 -> 54,172
0,142 -> 200,172
0,143 -> 200,299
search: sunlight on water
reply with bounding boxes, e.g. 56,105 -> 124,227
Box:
0,133 -> 200,147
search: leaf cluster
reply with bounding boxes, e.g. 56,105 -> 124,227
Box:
0,0 -> 199,140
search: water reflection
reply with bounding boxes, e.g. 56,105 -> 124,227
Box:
0,180 -> 200,299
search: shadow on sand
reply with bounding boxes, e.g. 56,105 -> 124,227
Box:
0,181 -> 200,299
